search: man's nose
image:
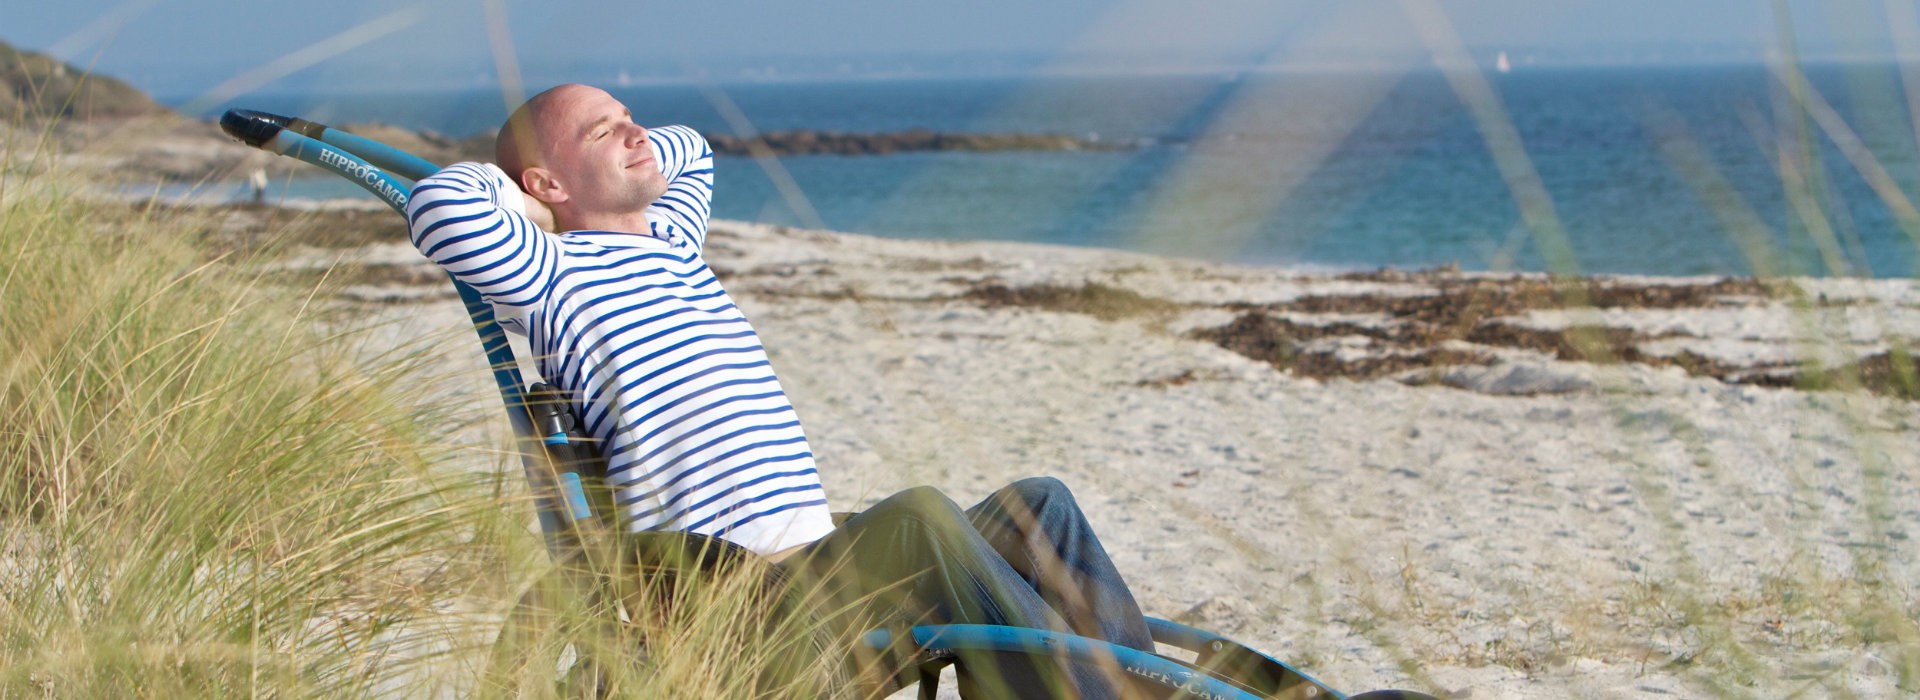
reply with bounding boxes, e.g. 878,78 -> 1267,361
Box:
625,123 -> 648,148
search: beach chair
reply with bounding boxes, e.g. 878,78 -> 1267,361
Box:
218,109 -> 1438,700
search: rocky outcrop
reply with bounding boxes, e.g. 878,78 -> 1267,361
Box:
295,125 -> 1116,164
1,39 -> 164,121
331,122 -> 496,166
70,121 -> 1129,184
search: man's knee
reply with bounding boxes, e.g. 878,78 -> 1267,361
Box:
866,486 -> 977,542
1006,476 -> 1075,509
884,485 -> 964,517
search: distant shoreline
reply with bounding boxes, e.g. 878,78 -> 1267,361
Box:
146,58 -> 1902,106
19,47 -> 1919,278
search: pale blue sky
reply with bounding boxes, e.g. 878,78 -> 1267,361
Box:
2,0 -> 1911,97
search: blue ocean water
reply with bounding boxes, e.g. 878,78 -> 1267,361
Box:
194,65 -> 1920,277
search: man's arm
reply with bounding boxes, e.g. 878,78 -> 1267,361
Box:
642,125 -> 715,250
405,162 -> 559,319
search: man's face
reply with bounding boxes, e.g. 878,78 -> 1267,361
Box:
532,85 -> 670,218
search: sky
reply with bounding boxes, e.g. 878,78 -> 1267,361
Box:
2,0 -> 1916,100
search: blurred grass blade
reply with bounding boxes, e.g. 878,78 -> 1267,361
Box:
1398,0 -> 1580,280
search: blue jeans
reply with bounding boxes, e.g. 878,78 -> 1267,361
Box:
784,477 -> 1149,697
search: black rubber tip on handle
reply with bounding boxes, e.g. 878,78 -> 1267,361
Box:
220,109 -> 294,148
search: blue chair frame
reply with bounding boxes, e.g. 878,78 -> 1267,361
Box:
217,110 -> 1430,700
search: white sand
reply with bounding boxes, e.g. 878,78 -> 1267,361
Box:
315,219 -> 1920,698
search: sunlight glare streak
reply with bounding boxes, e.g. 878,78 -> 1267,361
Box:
1116,6 -> 1413,262
1399,0 -> 1579,278
1646,105 -> 1783,278
691,78 -> 826,231
861,1 -> 1397,259
1758,94 -> 1854,277
1786,68 -> 1920,254
1885,0 -> 1920,165
1121,67 -> 1406,261
42,0 -> 159,61
1820,3 -> 1913,142
484,0 -> 526,115
1762,18 -> 1858,279
1765,1 -> 1857,278
1807,1 -> 1911,271
851,0 -> 1308,242
179,6 -> 428,117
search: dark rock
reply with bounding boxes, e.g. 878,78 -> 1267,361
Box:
1190,311 -> 1493,382
965,282 -> 1176,321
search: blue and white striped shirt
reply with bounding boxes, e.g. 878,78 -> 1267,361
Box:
405,126 -> 834,555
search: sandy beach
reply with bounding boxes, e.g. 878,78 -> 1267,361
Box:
262,207 -> 1920,699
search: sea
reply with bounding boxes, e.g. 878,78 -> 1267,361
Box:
181,64 -> 1920,278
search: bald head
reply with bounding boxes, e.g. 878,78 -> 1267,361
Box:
495,84 -> 593,186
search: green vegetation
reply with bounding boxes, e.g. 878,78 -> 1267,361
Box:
0,161 -> 852,697
1,151 -> 487,696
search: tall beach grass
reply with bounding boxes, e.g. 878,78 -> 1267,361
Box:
0,153 -> 854,697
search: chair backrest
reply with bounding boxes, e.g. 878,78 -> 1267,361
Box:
526,382 -> 617,530
219,110 -> 603,561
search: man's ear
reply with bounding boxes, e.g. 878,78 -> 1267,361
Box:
520,166 -> 568,205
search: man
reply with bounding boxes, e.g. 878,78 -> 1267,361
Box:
406,84 -> 1150,693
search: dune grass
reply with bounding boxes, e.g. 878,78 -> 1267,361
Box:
0,156 -> 497,696
0,155 -> 859,697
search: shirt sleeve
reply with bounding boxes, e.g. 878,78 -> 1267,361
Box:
405,161 -> 558,320
642,125 -> 715,250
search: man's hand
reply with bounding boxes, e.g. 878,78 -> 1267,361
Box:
522,194 -> 558,232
